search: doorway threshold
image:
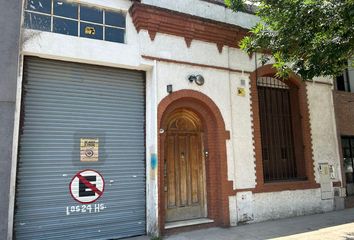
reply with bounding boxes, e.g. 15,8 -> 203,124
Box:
165,218 -> 214,229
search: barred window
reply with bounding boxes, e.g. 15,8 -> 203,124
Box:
257,77 -> 306,182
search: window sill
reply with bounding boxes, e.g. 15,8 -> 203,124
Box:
254,180 -> 320,193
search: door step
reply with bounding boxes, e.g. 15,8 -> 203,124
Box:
345,196 -> 354,208
165,218 -> 214,229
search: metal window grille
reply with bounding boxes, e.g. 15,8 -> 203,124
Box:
257,77 -> 298,182
257,77 -> 290,89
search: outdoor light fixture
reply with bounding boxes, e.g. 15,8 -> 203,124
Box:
195,75 -> 205,86
167,84 -> 173,94
188,74 -> 205,86
188,75 -> 197,83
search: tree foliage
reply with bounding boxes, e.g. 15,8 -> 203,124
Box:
226,0 -> 354,80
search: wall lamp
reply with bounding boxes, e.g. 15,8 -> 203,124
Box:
167,84 -> 173,94
188,74 -> 205,86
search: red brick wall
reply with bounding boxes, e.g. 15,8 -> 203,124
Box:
334,91 -> 354,136
129,2 -> 248,53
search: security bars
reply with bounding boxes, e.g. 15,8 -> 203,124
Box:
257,77 -> 298,182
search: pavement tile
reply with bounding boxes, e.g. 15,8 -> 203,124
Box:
125,208 -> 354,240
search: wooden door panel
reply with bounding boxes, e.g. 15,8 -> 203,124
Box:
178,135 -> 188,206
190,135 -> 200,204
167,135 -> 176,208
165,132 -> 205,222
186,136 -> 192,206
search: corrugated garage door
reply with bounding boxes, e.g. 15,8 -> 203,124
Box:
14,57 -> 146,240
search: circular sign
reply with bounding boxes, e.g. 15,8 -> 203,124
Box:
69,169 -> 105,204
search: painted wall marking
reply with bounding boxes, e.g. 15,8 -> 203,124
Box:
150,153 -> 158,180
66,203 -> 106,216
69,169 -> 105,204
151,153 -> 158,170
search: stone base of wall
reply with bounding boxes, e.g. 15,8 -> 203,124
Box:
252,189 -> 334,223
230,189 -> 335,225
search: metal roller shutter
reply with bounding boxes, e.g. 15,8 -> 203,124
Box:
14,57 -> 146,240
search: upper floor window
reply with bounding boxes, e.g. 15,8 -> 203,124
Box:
336,69 -> 351,92
24,0 -> 126,43
336,62 -> 354,93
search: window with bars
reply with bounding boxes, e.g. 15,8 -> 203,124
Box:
257,77 -> 305,182
24,0 -> 126,43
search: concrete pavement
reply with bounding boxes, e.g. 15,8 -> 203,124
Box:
127,208 -> 354,240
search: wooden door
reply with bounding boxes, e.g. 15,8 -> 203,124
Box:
164,110 -> 206,222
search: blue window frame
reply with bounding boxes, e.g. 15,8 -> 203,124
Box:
105,11 -> 125,28
53,17 -> 78,36
80,23 -> 103,40
105,27 -> 125,43
26,0 -> 51,14
24,12 -> 51,31
24,0 -> 126,43
80,5 -> 103,24
53,0 -> 78,19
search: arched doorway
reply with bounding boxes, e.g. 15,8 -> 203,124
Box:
163,109 -> 207,222
158,90 -> 232,233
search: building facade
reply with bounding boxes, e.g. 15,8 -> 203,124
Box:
334,64 -> 354,208
0,0 -> 345,239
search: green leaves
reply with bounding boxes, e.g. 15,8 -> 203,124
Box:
224,0 -> 246,11
227,0 -> 354,80
273,52 -> 291,78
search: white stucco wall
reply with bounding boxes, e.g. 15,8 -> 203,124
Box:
252,189 -> 333,222
307,81 -> 342,183
230,72 -> 256,189
139,30 -> 257,74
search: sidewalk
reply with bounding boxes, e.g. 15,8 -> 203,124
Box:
128,208 -> 354,240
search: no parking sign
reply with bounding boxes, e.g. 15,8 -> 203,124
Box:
69,169 -> 105,204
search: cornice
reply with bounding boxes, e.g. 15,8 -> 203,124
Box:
129,2 -> 249,53
142,55 -> 252,74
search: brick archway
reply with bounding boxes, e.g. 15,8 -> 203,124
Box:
158,90 -> 232,233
